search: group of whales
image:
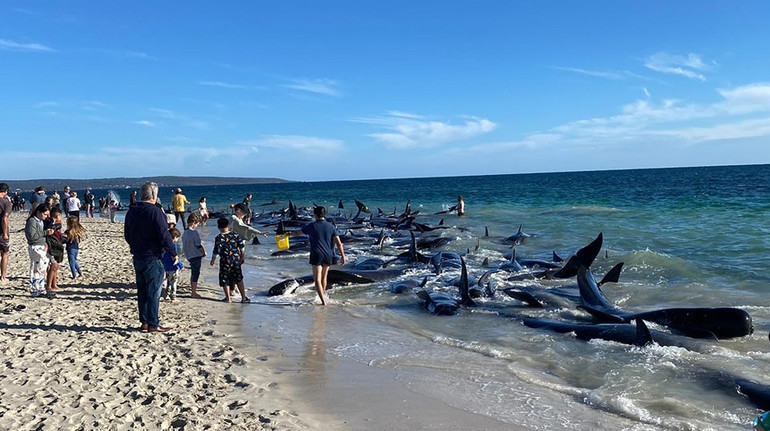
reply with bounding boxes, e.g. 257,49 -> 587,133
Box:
252,199 -> 765,411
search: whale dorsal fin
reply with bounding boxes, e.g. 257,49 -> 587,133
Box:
634,318 -> 654,347
599,262 -> 624,286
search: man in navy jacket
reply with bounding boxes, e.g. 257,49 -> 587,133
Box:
124,182 -> 176,333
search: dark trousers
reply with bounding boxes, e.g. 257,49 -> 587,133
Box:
133,259 -> 164,329
174,212 -> 187,229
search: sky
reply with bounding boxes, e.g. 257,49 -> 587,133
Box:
2,1 -> 770,182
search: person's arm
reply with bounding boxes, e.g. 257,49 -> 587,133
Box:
2,212 -> 8,240
210,237 -> 219,266
334,236 -> 346,265
232,215 -> 267,237
155,209 -> 177,263
194,231 -> 206,257
237,235 -> 246,263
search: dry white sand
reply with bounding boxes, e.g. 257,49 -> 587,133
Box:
0,213 -> 307,430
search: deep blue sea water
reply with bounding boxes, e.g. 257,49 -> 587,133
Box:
104,164 -> 770,430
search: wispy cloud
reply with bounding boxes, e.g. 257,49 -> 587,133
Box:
644,52 -> 710,81
555,67 -> 627,80
499,82 -> 770,152
284,78 -> 341,97
34,101 -> 60,108
0,38 -> 54,52
123,51 -> 154,60
147,107 -> 210,130
82,101 -> 108,110
199,81 -> 250,90
353,112 -> 497,149
239,135 -> 344,153
133,120 -> 157,127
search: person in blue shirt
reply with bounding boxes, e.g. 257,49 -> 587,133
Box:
124,182 -> 176,333
287,205 -> 345,305
162,227 -> 184,301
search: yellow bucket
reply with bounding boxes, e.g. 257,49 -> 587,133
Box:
275,234 -> 290,250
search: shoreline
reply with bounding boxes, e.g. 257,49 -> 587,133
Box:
0,213 -> 306,430
237,303 -> 532,431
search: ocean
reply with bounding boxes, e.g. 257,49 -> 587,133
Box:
106,164 -> 770,430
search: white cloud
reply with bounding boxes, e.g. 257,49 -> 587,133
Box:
284,78 -> 341,97
0,38 -> 54,52
199,81 -> 249,90
82,101 -> 108,110
147,108 -> 210,130
716,83 -> 770,114
133,120 -> 157,127
651,117 -> 770,143
240,135 -> 344,153
644,52 -> 709,81
555,67 -> 626,80
34,101 -> 60,108
123,51 -> 153,60
458,133 -> 561,154
456,82 -> 770,159
355,113 -> 497,149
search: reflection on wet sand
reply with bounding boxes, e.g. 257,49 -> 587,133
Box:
301,308 -> 334,387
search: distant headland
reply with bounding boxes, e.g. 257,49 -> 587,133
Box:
3,176 -> 293,192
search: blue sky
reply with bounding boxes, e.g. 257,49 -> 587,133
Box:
2,1 -> 770,182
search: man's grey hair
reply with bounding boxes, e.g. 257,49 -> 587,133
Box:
139,182 -> 158,201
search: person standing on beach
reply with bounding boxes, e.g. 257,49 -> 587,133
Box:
25,203 -> 54,298
0,183 -> 11,284
162,227 -> 184,302
66,191 -> 81,218
130,190 -> 137,206
84,189 -> 95,218
230,203 -> 268,244
64,215 -> 85,280
44,207 -> 65,292
61,186 -> 71,212
286,206 -> 346,305
30,186 -> 47,206
182,213 -> 205,298
210,217 -> 250,303
109,199 -> 118,223
124,182 -> 176,333
172,188 -> 190,229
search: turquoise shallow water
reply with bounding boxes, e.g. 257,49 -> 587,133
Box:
106,164 -> 770,430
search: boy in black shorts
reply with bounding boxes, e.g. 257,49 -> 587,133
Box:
209,217 -> 250,303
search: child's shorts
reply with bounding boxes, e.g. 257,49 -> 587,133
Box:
219,266 -> 243,287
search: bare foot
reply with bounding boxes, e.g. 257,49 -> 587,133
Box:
191,293 -> 202,298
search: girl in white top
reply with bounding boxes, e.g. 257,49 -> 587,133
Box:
66,192 -> 81,217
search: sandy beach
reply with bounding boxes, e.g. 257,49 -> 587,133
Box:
0,213 -> 307,431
